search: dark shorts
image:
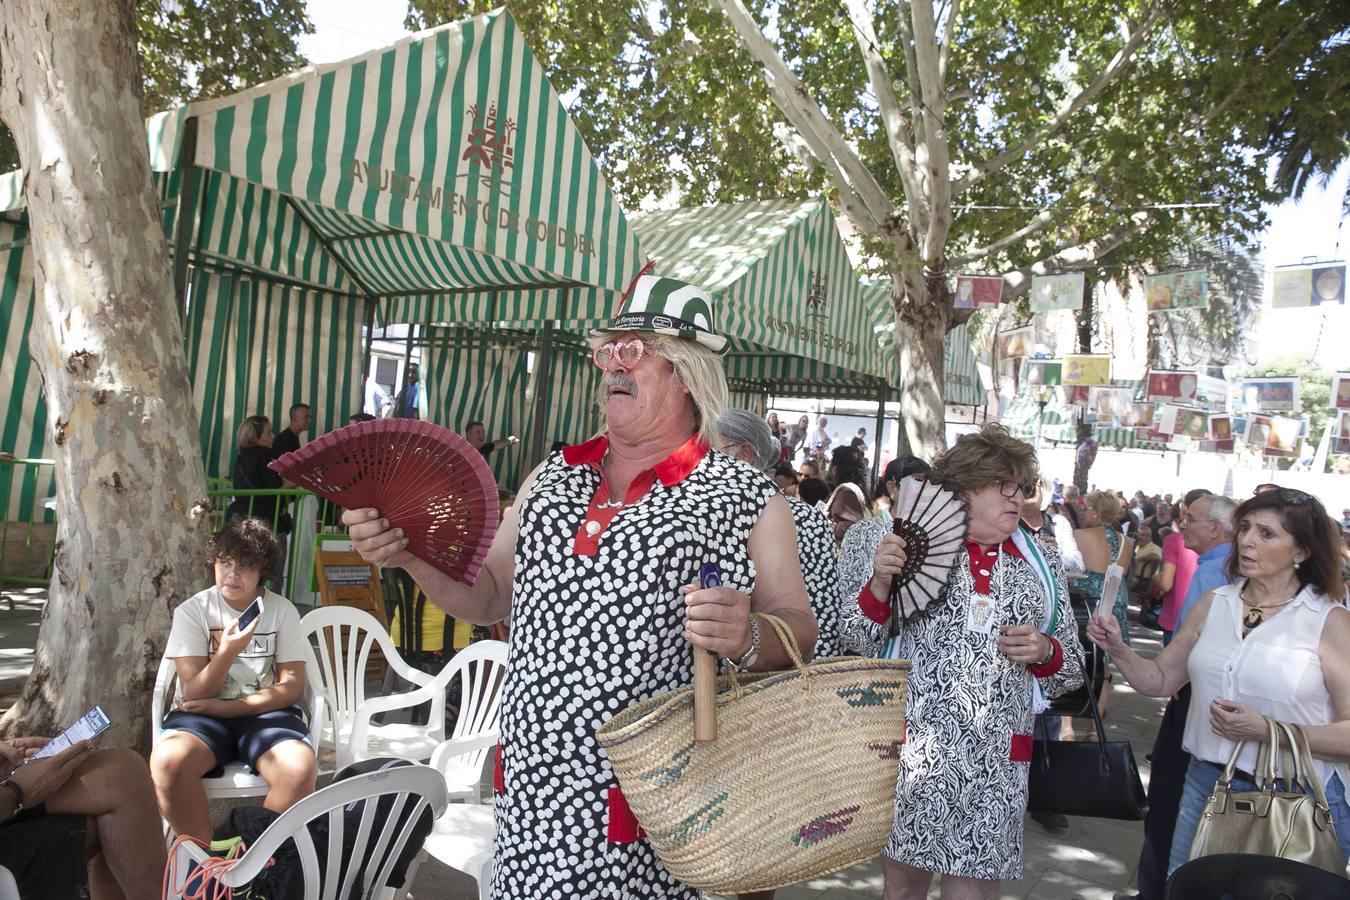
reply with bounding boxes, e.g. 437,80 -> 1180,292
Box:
162,706 -> 310,775
0,810 -> 88,898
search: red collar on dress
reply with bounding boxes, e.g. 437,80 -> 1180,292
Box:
561,434 -> 709,487
965,537 -> 1024,594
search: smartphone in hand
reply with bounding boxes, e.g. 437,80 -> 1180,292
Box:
235,595 -> 264,631
30,706 -> 111,760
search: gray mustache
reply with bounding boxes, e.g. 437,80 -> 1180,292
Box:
604,373 -> 637,396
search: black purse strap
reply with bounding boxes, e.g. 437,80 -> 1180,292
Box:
1037,590 -> 1111,769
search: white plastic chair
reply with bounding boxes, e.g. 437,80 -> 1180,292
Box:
345,639 -> 508,775
0,865 -> 19,900
164,765 -> 450,900
300,606 -> 437,761
151,651 -> 325,799
422,733 -> 500,900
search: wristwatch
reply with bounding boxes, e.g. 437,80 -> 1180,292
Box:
0,779 -> 24,823
727,615 -> 761,672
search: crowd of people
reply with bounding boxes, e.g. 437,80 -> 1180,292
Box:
4,274 -> 1349,899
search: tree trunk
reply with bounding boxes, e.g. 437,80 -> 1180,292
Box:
1071,276 -> 1095,493
0,0 -> 210,750
893,272 -> 949,462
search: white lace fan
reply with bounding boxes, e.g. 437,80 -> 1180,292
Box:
888,475 -> 969,627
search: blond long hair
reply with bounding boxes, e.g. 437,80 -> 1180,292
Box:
591,331 -> 727,448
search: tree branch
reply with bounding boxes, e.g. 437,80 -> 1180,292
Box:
938,0 -> 963,82
948,204 -> 1063,267
766,83 -> 878,232
909,0 -> 953,263
955,4 -> 1166,197
1001,212 -> 1152,301
894,0 -> 928,149
841,0 -> 926,228
709,0 -> 896,232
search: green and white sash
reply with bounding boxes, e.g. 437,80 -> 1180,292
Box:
1011,525 -> 1061,714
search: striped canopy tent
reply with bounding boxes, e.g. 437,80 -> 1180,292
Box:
632,200 -> 893,401
401,198 -> 906,486
859,280 -> 985,407
0,9 -> 643,513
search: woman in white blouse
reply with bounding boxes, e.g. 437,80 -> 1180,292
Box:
1088,487 -> 1350,874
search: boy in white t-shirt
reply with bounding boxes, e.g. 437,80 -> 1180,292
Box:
150,518 -> 316,841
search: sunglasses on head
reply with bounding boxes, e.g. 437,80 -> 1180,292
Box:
1277,488 -> 1312,505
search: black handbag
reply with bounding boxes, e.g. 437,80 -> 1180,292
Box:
1027,624 -> 1147,821
1048,589 -> 1106,718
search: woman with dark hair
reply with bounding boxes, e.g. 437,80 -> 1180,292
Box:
1089,487 -> 1350,874
828,444 -> 870,496
838,424 -> 1084,898
869,455 -> 932,515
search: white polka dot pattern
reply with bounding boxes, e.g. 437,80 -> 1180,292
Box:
492,447 -> 776,898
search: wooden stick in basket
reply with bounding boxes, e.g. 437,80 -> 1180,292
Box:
693,647 -> 717,742
694,564 -> 722,743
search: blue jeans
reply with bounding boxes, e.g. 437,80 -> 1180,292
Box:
1168,756 -> 1350,875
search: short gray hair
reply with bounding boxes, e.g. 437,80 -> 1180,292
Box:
717,409 -> 779,472
1204,495 -> 1237,534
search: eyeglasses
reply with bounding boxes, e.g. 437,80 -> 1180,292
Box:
592,338 -> 646,372
996,480 -> 1034,498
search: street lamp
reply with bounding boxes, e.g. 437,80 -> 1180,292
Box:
1034,385 -> 1053,453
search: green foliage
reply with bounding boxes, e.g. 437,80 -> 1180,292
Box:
405,0 -> 1343,318
1,0 -> 312,170
136,0 -> 314,114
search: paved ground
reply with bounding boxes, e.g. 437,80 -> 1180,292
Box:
1,586 -> 1166,898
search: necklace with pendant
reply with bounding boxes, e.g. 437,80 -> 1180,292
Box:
1240,585 -> 1296,631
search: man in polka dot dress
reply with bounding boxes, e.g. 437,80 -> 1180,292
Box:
345,275 -> 817,898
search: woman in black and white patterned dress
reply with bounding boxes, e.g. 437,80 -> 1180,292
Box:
839,425 -> 1084,899
343,278 -> 816,899
718,408 -> 845,658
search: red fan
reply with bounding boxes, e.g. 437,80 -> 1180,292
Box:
269,419 -> 500,585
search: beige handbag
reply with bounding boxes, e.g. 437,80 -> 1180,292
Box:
596,614 -> 910,894
1190,716 -> 1345,874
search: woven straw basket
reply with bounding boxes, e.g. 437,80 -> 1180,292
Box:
596,614 -> 910,894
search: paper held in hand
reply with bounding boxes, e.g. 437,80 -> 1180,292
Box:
1096,565 -> 1124,622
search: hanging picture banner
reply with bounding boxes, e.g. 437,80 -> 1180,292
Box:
953,275 -> 1004,309
1230,417 -> 1250,438
1206,414 -> 1235,453
1062,354 -> 1112,386
1155,405 -> 1181,435
1145,269 -> 1209,310
1022,359 -> 1062,386
997,325 -> 1034,360
1272,262 -> 1346,308
1145,370 -> 1198,403
1122,402 -> 1156,427
1246,415 -> 1273,450
1333,410 -> 1350,455
1241,377 -> 1300,413
1090,387 -> 1134,421
1057,385 -> 1091,407
1030,272 -> 1085,311
1266,416 -> 1302,454
1331,373 -> 1350,410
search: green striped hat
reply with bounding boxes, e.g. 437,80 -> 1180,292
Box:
595,275 -> 727,353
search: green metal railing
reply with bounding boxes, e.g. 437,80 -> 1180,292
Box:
0,458 -> 58,596
204,487 -> 347,600
0,465 -> 352,603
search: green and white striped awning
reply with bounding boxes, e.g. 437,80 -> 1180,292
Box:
634,200 -> 890,396
1,10 -> 645,512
